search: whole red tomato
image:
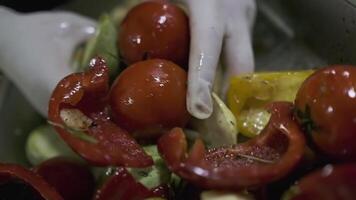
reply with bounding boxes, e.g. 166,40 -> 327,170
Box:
109,59 -> 189,138
295,66 -> 356,161
119,0 -> 190,67
287,163 -> 356,200
48,57 -> 153,167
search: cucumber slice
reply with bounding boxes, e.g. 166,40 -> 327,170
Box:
25,124 -> 82,166
201,190 -> 254,200
128,145 -> 171,189
92,146 -> 171,189
190,92 -> 238,148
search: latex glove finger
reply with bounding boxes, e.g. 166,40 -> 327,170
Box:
223,0 -> 256,93
0,7 -> 96,117
184,0 -> 225,119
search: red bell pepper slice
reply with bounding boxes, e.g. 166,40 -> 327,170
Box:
0,163 -> 63,200
158,102 -> 306,190
48,57 -> 153,167
94,167 -> 168,200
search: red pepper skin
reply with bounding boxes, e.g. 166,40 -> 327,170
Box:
158,102 -> 306,190
34,157 -> 95,200
48,57 -> 153,167
289,163 -> 356,200
94,167 -> 168,200
0,163 -> 63,200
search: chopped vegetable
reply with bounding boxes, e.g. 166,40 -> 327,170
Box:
19,0 -> 356,197
93,146 -> 171,197
190,92 -> 238,148
0,163 -> 63,200
227,70 -> 314,137
80,14 -> 120,78
158,102 -> 305,190
48,57 -> 153,167
34,157 -> 95,200
25,125 -> 81,166
128,145 -> 171,189
201,190 -> 254,200
59,108 -> 93,131
93,167 -> 167,200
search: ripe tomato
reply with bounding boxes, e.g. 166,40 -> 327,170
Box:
295,66 -> 356,161
288,163 -> 356,200
109,59 -> 189,138
35,157 -> 95,200
119,0 -> 190,67
48,57 -> 153,167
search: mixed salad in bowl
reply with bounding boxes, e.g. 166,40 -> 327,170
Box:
1,0 -> 356,200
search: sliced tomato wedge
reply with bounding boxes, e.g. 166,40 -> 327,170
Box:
0,163 -> 63,200
94,167 -> 168,200
48,57 -> 153,167
158,102 -> 305,190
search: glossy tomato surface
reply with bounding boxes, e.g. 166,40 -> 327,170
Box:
289,163 -> 356,200
110,59 -> 189,138
295,66 -> 356,160
119,0 -> 190,67
48,57 -> 153,167
35,157 -> 95,200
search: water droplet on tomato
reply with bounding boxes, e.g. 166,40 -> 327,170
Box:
321,164 -> 333,177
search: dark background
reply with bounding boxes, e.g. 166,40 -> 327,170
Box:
0,0 -> 70,12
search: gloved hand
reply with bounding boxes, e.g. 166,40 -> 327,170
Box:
0,7 -> 96,117
183,0 -> 256,119
0,0 -> 255,120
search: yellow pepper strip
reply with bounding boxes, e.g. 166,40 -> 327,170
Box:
227,70 -> 314,138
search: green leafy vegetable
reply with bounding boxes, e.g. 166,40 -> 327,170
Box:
80,14 -> 120,78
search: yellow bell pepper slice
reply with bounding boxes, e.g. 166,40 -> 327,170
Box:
227,70 -> 314,138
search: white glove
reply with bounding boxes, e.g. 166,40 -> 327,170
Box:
183,0 -> 256,119
0,7 -> 96,117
